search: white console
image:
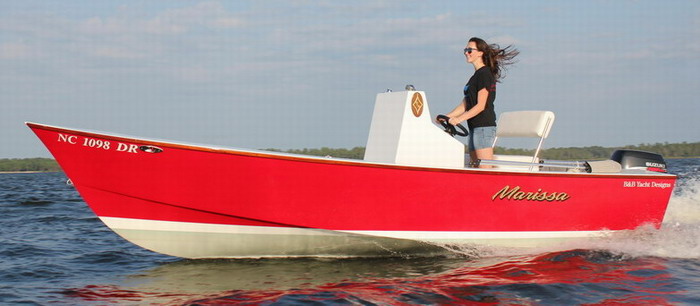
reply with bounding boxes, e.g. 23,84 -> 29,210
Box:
364,90 -> 465,168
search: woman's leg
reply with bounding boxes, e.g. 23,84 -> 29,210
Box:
468,150 -> 477,167
474,147 -> 494,168
468,126 -> 497,168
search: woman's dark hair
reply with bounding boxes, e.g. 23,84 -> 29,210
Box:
469,37 -> 519,82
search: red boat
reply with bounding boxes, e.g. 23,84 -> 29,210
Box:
27,89 -> 676,258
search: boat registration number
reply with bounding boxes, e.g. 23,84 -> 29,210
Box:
57,133 -> 139,154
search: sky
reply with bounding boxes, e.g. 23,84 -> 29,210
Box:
2,0 -> 699,158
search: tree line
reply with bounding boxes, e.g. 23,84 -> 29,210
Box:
275,142 -> 700,160
2,142 -> 698,172
495,142 -> 700,160
266,147 -> 367,160
0,158 -> 62,172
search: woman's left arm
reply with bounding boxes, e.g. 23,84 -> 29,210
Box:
449,88 -> 489,125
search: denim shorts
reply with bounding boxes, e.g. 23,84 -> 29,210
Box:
468,126 -> 497,151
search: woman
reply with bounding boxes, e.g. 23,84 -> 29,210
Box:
440,37 -> 518,168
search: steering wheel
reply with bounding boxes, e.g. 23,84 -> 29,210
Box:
436,115 -> 469,137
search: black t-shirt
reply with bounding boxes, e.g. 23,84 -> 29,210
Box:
463,66 -> 497,129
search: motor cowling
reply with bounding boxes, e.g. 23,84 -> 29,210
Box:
610,149 -> 667,173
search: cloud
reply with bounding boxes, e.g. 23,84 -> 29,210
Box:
211,17 -> 245,28
487,35 -> 520,47
0,1 -> 517,76
87,46 -> 147,59
149,1 -> 246,31
79,16 -> 185,36
0,42 -> 38,59
76,2 -> 245,36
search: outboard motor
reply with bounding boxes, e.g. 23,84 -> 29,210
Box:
610,149 -> 667,173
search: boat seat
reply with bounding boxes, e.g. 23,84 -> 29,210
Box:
490,111 -> 555,171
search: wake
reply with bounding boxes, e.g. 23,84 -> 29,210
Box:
436,177 -> 700,260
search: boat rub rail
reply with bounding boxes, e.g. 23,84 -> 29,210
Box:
27,122 -> 675,179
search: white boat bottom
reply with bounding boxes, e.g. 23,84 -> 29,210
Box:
99,217 -> 611,259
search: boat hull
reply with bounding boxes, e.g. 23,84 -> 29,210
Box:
99,217 -> 450,258
28,123 -> 676,258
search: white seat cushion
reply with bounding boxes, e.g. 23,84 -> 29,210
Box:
496,111 -> 555,138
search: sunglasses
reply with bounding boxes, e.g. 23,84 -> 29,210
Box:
464,47 -> 478,54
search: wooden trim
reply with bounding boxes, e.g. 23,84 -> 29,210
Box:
26,122 -> 677,180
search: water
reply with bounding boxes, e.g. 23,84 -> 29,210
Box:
1,159 -> 699,305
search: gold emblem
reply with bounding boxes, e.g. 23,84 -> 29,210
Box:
411,92 -> 424,117
492,185 -> 570,202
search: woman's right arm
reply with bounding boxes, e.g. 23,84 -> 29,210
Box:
444,98 -> 466,118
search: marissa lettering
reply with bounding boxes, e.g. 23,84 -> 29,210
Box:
491,185 -> 570,202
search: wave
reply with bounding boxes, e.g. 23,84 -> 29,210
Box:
19,200 -> 55,206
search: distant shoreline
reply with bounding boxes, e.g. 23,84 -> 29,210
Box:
1,142 -> 699,171
0,171 -> 60,174
0,157 -> 62,173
